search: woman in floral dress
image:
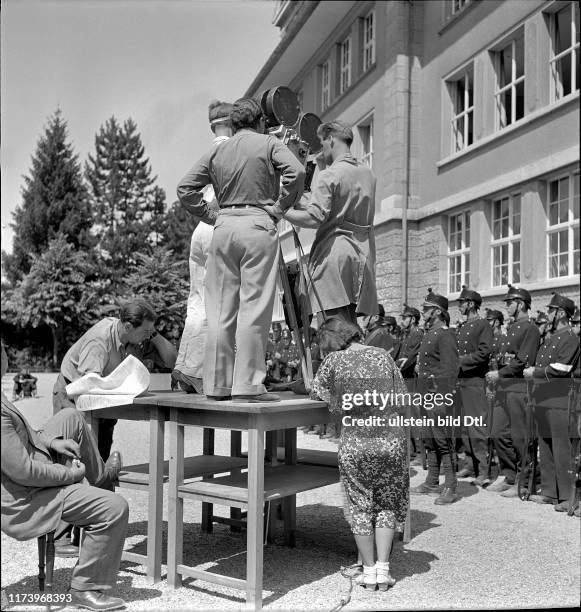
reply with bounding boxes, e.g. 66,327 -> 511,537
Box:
310,318 -> 409,591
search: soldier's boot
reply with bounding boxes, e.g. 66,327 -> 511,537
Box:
411,450 -> 441,495
434,453 -> 459,505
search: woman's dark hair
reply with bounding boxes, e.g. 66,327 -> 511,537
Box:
317,318 -> 363,353
230,98 -> 263,132
119,300 -> 157,328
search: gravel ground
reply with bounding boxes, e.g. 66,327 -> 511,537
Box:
1,373 -> 579,611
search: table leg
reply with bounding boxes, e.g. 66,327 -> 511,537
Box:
147,407 -> 164,583
168,408 -> 184,588
283,428 -> 297,547
230,431 -> 242,532
246,420 -> 264,610
202,428 -> 215,533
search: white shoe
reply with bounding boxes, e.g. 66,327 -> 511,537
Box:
376,561 -> 396,591
355,565 -> 376,590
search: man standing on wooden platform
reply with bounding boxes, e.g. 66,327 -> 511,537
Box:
284,120 -> 377,325
177,98 -> 305,402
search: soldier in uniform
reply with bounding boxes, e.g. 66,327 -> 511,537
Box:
571,307 -> 580,337
365,312 -> 399,356
395,304 -> 424,460
411,289 -> 460,505
486,286 -> 540,497
455,287 -> 494,485
535,311 -> 551,344
524,293 -> 580,510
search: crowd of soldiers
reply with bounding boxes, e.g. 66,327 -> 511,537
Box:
272,285 -> 581,513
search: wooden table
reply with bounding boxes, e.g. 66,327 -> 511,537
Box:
154,391 -> 333,610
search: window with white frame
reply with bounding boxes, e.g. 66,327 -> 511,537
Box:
321,61 -> 330,112
339,37 -> 351,94
491,194 -> 521,286
448,211 -> 471,292
549,1 -> 580,101
493,31 -> 525,129
448,67 -> 474,152
363,10 -> 376,72
451,0 -> 472,16
357,117 -> 374,168
547,172 -> 580,278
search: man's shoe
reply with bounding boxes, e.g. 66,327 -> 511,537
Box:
68,589 -> 125,611
554,500 -> 572,513
434,487 -> 459,505
232,393 -> 281,403
172,369 -> 203,394
410,482 -> 441,496
54,542 -> 79,558
473,473 -> 492,487
487,476 -> 513,493
456,467 -> 475,478
529,494 -> 557,505
105,451 -> 122,483
500,485 -> 520,498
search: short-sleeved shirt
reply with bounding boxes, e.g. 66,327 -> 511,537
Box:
60,318 -> 127,382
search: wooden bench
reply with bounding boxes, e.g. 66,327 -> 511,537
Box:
169,463 -> 338,591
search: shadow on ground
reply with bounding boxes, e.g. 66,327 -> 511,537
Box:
120,504 -> 440,607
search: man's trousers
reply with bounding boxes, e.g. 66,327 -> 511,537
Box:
40,409 -> 128,591
535,406 -> 575,502
492,390 -> 527,483
203,208 -> 279,397
457,380 -> 489,476
174,221 -> 213,384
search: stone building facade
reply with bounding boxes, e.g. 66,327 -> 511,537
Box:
246,0 -> 580,322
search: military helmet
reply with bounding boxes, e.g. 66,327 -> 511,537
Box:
547,292 -> 576,318
384,316 -> 397,327
502,284 -> 531,308
485,308 -> 504,325
534,310 -> 549,324
458,285 -> 482,306
422,288 -> 449,312
401,303 -> 421,320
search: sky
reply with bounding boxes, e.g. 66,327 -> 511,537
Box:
0,0 -> 281,255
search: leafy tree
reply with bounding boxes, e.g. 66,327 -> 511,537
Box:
10,235 -> 104,367
121,246 -> 189,341
85,116 -> 160,285
2,110 -> 93,285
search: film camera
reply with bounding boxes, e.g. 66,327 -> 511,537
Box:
257,86 -> 322,191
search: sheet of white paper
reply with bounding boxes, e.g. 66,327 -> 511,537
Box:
66,354 -> 150,399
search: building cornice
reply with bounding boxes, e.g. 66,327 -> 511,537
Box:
245,1 -> 320,97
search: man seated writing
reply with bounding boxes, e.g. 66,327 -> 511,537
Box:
1,341 -> 128,611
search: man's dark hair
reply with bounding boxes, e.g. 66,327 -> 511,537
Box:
317,120 -> 353,146
119,300 -> 157,327
230,98 -> 263,132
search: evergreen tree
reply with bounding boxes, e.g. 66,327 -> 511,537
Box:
2,110 -> 93,285
158,199 -> 196,265
121,245 -> 188,339
85,116 -> 159,284
9,235 -> 103,368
